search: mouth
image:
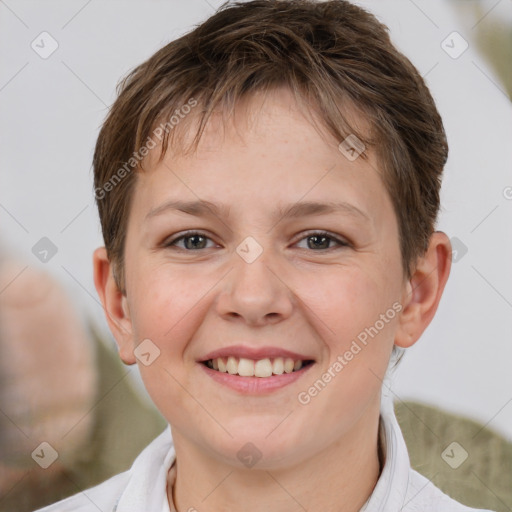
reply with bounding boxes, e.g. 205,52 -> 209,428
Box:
202,356 -> 315,378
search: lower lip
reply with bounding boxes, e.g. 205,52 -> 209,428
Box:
199,363 -> 314,394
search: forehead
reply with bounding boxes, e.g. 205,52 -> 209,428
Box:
132,87 -> 392,229
145,86 -> 374,166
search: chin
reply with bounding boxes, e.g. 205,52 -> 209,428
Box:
210,423 -> 306,469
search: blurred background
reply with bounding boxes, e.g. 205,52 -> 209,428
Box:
0,0 -> 511,509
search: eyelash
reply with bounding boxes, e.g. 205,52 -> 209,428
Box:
163,230 -> 350,251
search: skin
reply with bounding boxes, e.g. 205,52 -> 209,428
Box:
94,87 -> 451,512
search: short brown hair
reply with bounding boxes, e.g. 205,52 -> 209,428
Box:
93,0 -> 448,294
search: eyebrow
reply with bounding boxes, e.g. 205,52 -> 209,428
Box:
145,199 -> 370,223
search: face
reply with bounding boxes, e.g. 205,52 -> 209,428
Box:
111,88 -> 409,469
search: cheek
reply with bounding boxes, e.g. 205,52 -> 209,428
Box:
295,271 -> 397,404
126,265 -> 215,413
127,262 -> 216,352
296,262 -> 400,409
298,263 -> 399,344
127,274 -> 222,447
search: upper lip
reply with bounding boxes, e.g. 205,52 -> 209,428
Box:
199,345 -> 314,362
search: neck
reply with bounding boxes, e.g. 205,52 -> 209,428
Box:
168,404 -> 382,512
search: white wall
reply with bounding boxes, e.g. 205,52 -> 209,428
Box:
1,0 -> 511,440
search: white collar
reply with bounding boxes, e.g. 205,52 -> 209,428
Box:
113,423 -> 175,512
114,394 -> 410,512
362,393 -> 411,512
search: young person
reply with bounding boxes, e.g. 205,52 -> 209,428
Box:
36,1 -> 494,510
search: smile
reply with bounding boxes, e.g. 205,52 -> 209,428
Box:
203,356 -> 314,378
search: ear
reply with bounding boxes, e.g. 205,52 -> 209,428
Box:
394,231 -> 452,348
92,247 -> 136,364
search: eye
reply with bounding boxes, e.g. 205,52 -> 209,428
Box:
163,230 -> 349,252
164,231 -> 217,250
295,231 -> 349,251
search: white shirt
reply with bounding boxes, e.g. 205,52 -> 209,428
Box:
34,396 -> 494,512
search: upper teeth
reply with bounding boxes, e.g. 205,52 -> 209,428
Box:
206,357 -> 303,377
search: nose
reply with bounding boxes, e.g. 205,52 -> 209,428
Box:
215,245 -> 294,327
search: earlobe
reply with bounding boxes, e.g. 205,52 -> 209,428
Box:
394,232 -> 452,348
92,247 -> 136,365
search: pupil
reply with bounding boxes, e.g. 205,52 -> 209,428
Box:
185,235 -> 205,249
309,235 -> 329,250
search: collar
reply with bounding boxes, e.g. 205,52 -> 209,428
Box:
113,423 -> 175,512
362,392 -> 411,512
114,393 -> 410,512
